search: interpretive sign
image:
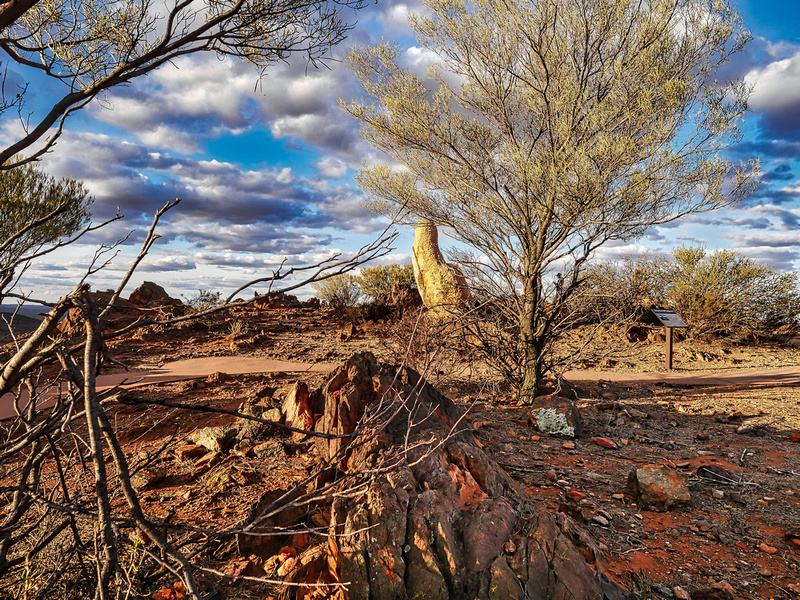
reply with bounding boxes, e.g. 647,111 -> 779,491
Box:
651,309 -> 689,329
651,309 -> 688,370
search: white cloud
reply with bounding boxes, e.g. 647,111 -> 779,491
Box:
745,50 -> 800,140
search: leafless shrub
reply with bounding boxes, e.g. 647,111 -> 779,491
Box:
0,201 -> 400,599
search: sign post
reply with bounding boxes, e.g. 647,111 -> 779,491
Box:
651,309 -> 689,371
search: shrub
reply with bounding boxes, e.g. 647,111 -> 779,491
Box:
573,247 -> 800,339
182,289 -> 223,311
355,263 -> 416,299
312,274 -> 363,308
653,246 -> 800,338
565,253 -> 658,326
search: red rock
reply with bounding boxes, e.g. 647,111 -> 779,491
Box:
567,490 -> 587,502
531,395 -> 583,438
281,381 -> 314,442
129,281 -> 180,306
790,433 -> 800,443
175,444 -> 207,460
627,466 -> 690,510
592,437 -> 618,449
277,556 -> 297,577
151,582 -> 186,600
757,543 -> 778,554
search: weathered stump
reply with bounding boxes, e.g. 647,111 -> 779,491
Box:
282,353 -> 629,599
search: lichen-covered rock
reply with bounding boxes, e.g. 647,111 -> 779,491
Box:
531,395 -> 583,438
412,219 -> 471,314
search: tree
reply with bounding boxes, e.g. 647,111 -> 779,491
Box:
0,0 -> 367,167
312,272 -> 363,307
345,0 -> 759,403
355,262 -> 416,299
0,160 -> 92,299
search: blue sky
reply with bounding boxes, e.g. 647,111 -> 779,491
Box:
4,0 -> 800,302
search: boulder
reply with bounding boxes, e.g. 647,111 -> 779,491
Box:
531,394 -> 583,438
412,220 -> 471,314
128,281 -> 180,306
627,466 -> 690,510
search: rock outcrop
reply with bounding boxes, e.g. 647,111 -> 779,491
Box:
412,220 -> 471,314
272,352 -> 630,599
128,281 -> 181,307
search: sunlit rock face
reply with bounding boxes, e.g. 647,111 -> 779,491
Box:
412,220 -> 470,315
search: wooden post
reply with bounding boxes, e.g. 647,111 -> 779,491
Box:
666,327 -> 674,371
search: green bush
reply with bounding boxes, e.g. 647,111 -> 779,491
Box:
652,246 -> 800,338
312,274 -> 363,308
354,263 -> 416,299
574,246 -> 800,339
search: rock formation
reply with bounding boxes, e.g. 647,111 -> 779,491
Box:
412,220 -> 471,314
271,352 -> 630,599
128,281 -> 181,306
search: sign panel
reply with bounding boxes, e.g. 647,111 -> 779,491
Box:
651,308 -> 688,328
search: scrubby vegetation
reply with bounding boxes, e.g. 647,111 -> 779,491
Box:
311,273 -> 363,308
354,263 -> 416,299
571,246 -> 800,340
312,263 -> 416,307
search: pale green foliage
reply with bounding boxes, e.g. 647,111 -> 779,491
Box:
312,274 -> 363,308
652,247 -> 800,337
575,247 -> 800,338
355,263 -> 416,299
345,0 -> 758,401
0,161 -> 92,270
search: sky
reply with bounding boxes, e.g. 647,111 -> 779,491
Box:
3,0 -> 800,304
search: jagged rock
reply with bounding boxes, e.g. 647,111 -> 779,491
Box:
281,382 -> 313,442
412,219 -> 471,314
130,467 -> 167,490
128,281 -> 181,306
627,466 -> 691,510
277,352 -> 630,600
188,426 -> 236,454
531,395 -> 583,438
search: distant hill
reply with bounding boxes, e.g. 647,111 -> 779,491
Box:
0,311 -> 45,342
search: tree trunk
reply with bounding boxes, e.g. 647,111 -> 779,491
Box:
283,353 -> 630,600
518,278 -> 545,405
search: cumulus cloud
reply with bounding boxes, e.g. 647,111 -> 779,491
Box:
745,50 -> 800,141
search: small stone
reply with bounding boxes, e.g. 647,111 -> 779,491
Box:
531,395 -> 583,438
612,493 -> 625,500
757,543 -> 778,554
757,568 -> 772,577
696,432 -> 710,441
673,586 -> 690,600
789,433 -> 800,443
591,514 -> 610,527
592,436 -> 618,449
562,441 -> 576,450
277,556 -> 297,577
546,469 -> 558,482
712,489 -> 724,499
556,479 -> 570,486
627,466 -> 690,510
567,490 -> 587,502
651,583 -> 673,597
503,540 -> 516,554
